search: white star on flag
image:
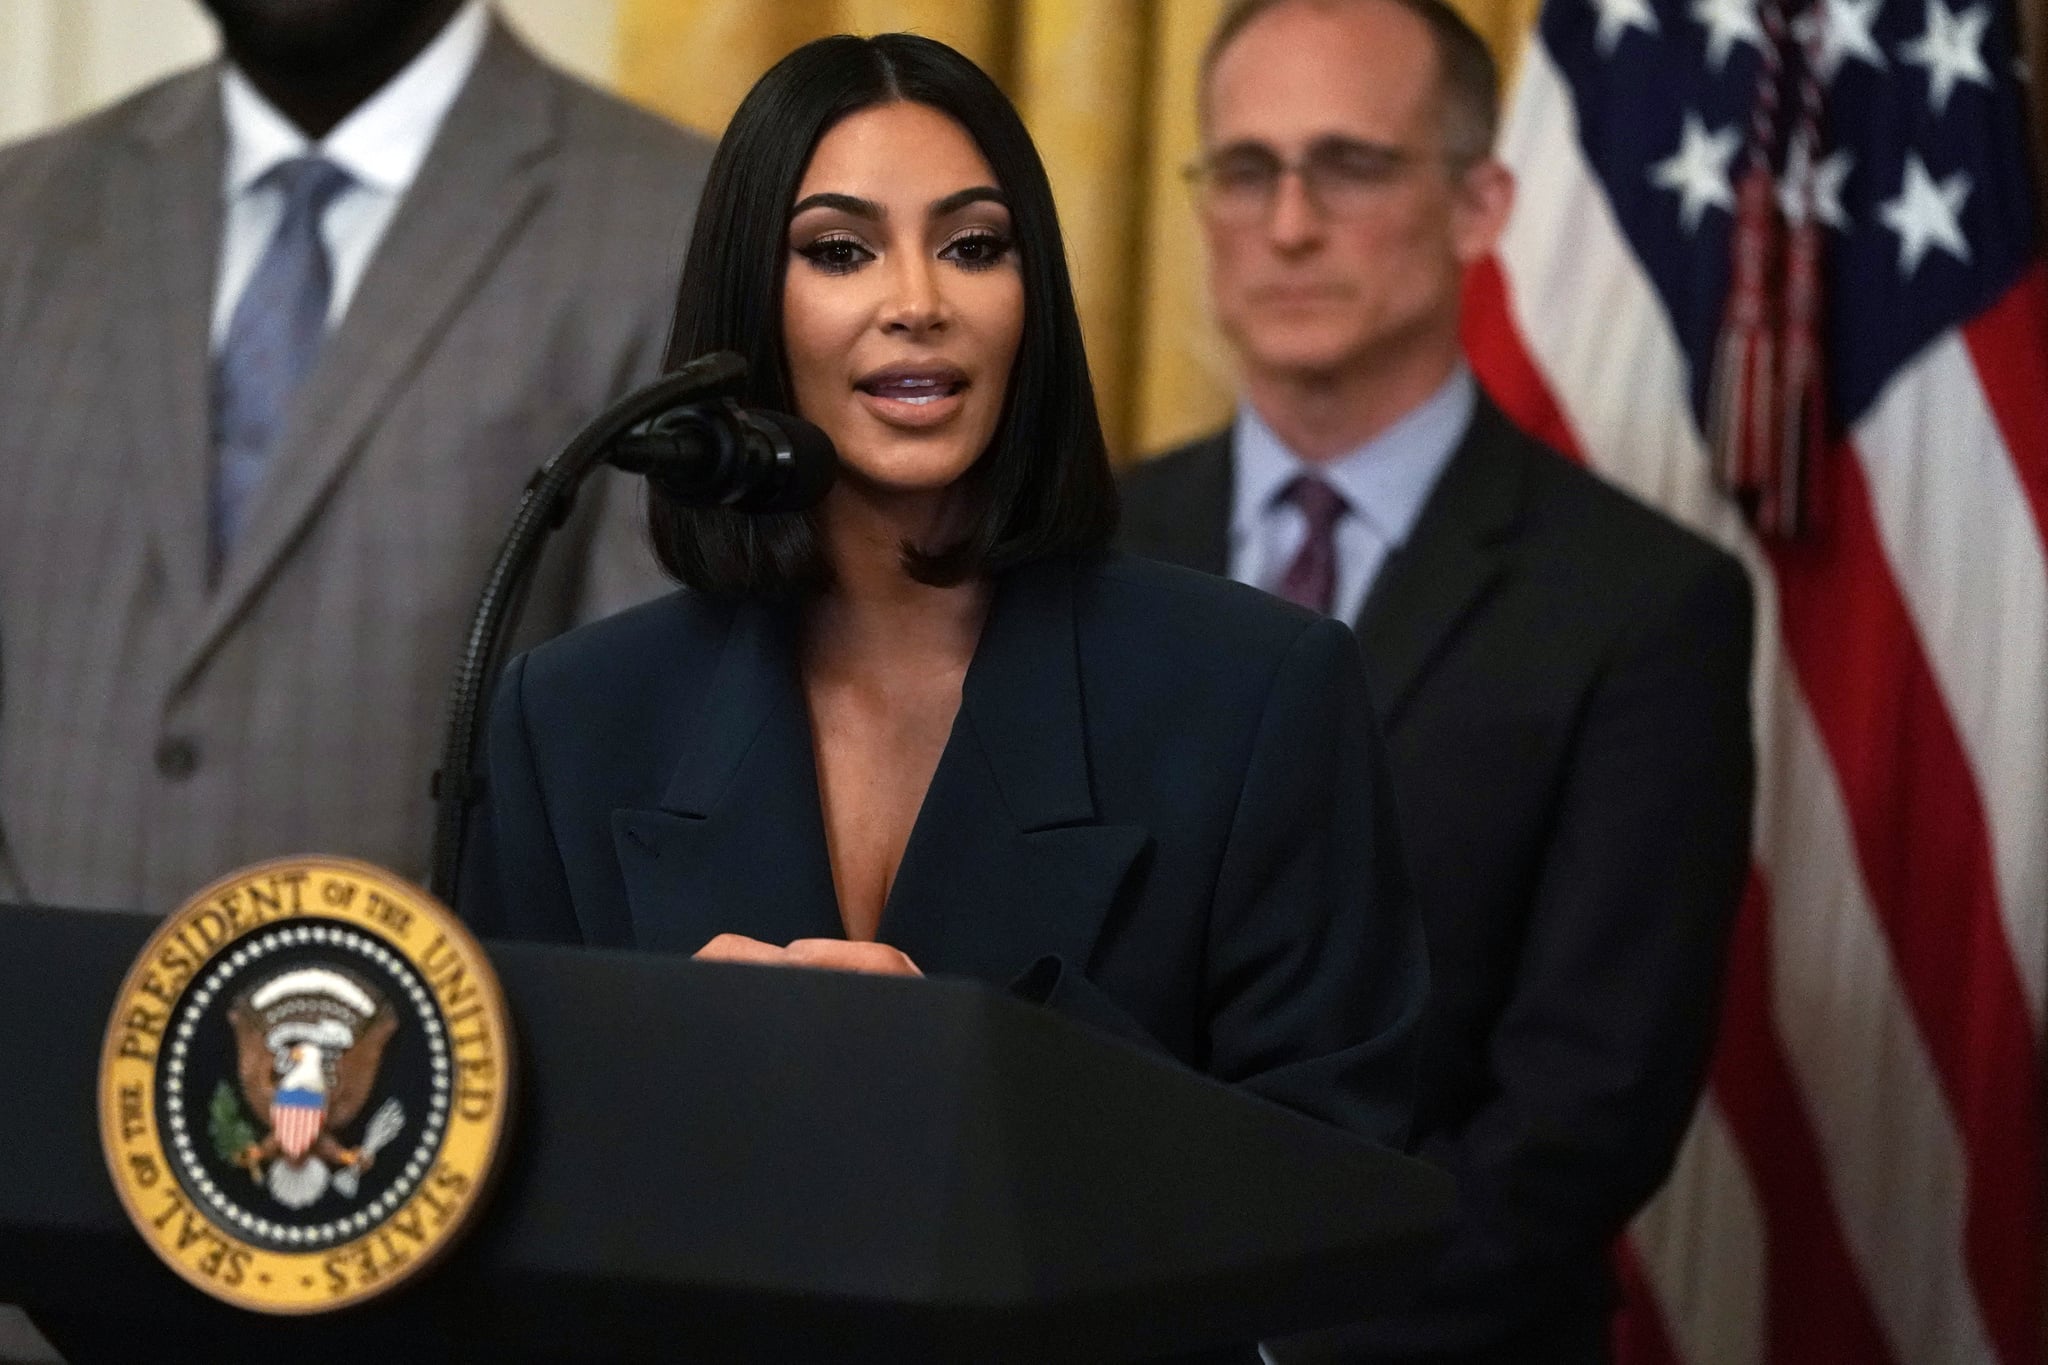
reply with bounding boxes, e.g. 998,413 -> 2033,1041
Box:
1591,0 -> 1660,55
1650,113 -> 1741,232
1879,152 -> 1973,275
1779,134 -> 1855,229
1793,0 -> 1889,81
1691,0 -> 1765,71
1899,0 -> 1994,113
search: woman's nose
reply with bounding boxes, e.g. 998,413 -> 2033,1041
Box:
880,256 -> 946,335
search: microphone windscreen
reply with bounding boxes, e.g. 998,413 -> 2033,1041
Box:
743,409 -> 839,513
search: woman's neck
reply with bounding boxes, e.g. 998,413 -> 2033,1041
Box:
804,487 -> 989,676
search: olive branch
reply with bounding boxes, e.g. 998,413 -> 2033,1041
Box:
208,1079 -> 257,1164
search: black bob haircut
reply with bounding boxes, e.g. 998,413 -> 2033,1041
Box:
649,32 -> 1119,596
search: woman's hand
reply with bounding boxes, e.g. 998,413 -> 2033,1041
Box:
692,933 -> 790,966
785,938 -> 923,976
694,933 -> 922,977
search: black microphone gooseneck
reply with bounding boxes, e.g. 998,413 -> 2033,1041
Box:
426,351 -> 837,905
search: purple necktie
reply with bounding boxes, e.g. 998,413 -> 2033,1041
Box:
1274,475 -> 1348,616
211,156 -> 353,566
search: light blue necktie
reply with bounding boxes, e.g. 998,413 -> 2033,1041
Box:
210,155 -> 353,565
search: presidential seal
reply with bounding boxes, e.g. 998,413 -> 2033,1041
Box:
98,856 -> 513,1313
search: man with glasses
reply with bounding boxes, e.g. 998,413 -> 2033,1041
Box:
1121,1 -> 1755,1360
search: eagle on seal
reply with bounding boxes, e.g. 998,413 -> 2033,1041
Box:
226,966 -> 398,1209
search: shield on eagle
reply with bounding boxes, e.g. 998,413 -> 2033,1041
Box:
271,1083 -> 325,1161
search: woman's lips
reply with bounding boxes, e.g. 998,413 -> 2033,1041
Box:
855,368 -> 969,428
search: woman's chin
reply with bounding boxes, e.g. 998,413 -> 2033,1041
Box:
820,459 -> 979,555
828,442 -> 984,497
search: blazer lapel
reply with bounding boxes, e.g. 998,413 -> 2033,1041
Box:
117,71 -> 225,623
1354,400 -> 1527,728
611,601 -> 845,954
610,560 -> 1149,980
174,22 -> 560,691
880,558 -> 1150,984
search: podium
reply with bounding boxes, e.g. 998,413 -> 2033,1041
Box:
0,904 -> 1450,1363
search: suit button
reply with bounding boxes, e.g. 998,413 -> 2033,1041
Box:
155,737 -> 199,780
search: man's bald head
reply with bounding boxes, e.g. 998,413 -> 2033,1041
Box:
1200,0 -> 1501,166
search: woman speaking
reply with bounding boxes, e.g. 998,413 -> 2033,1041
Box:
463,33 -> 1422,1148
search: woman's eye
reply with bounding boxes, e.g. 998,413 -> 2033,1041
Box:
795,237 -> 871,274
943,232 -> 1014,270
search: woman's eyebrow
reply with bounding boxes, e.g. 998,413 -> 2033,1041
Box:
788,186 -> 1008,222
790,192 -> 884,220
930,186 -> 1006,217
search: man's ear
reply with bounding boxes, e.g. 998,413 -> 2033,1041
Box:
1452,158 -> 1516,265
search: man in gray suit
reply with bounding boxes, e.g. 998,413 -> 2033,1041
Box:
0,0 -> 711,919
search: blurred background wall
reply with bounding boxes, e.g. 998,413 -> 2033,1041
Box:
0,0 -> 2038,458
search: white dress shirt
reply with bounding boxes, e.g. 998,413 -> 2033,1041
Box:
210,1 -> 489,347
1228,365 -> 1476,625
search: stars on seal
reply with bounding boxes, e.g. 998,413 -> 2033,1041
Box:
1651,113 -> 1742,232
1899,0 -> 1994,114
1879,153 -> 1973,275
1592,0 -> 1660,56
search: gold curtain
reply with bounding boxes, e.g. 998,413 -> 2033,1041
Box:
617,0 -> 1538,462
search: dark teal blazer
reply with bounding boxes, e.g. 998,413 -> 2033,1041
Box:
462,552 -> 1423,1147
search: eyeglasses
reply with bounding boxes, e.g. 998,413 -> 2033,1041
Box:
1184,137 -> 1437,222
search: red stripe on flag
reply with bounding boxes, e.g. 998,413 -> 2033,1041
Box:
1961,264 -> 2048,551
1709,872 -> 1898,1363
1462,257 -> 1587,460
1772,443 -> 2044,1365
1611,1237 -> 1682,1365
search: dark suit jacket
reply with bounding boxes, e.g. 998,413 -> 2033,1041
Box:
1120,399 -> 1754,1363
464,552 -> 1424,1151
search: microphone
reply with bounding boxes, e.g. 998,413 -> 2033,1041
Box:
607,400 -> 837,513
428,351 -> 831,904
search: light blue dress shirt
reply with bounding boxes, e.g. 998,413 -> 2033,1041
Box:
1228,365 -> 1476,625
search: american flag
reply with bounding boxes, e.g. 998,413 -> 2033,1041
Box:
1459,0 -> 2047,1360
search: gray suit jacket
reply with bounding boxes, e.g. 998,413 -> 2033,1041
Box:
0,20 -> 713,914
